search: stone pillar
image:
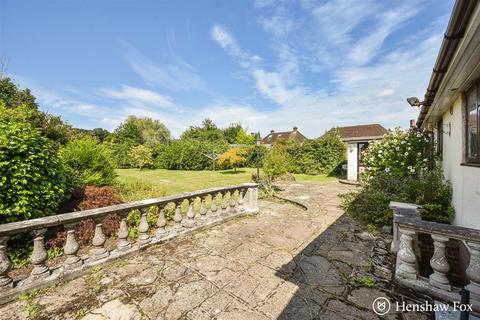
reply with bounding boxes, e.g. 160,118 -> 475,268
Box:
397,228 -> 417,280
0,236 -> 12,290
466,241 -> 480,304
173,201 -> 184,230
156,206 -> 167,237
138,208 -> 151,245
30,228 -> 49,279
429,234 -> 451,291
117,216 -> 131,251
199,197 -> 207,220
90,219 -> 108,261
238,189 -> 245,213
229,191 -> 236,214
184,199 -> 195,228
221,192 -> 228,216
210,194 -> 218,218
63,225 -> 82,269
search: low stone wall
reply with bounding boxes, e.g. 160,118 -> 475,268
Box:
0,183 -> 259,303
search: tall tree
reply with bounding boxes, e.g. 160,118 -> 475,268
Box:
181,118 -> 227,143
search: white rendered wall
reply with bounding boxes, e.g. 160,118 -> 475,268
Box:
347,143 -> 358,181
440,96 -> 480,229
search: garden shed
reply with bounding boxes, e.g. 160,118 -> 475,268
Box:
332,124 -> 387,181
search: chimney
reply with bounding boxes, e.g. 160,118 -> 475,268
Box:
409,119 -> 416,128
293,126 -> 298,131
270,129 -> 275,134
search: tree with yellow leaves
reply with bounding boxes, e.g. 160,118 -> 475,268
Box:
217,147 -> 246,172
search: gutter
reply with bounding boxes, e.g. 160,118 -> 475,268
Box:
416,0 -> 477,128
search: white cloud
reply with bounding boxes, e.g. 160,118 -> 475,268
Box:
210,25 -> 261,69
121,41 -> 206,92
102,85 -> 175,109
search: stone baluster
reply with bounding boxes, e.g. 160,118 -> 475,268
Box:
210,194 -> 218,218
173,201 -> 184,230
184,199 -> 196,228
90,218 -> 108,261
429,234 -> 451,290
397,228 -> 418,279
252,187 -> 259,213
466,241 -> 480,304
156,205 -> 167,237
138,208 -> 151,245
0,236 -> 12,290
199,196 -> 207,221
30,228 -> 49,279
229,191 -> 237,214
63,224 -> 82,269
117,213 -> 131,251
238,189 -> 245,212
221,192 -> 228,216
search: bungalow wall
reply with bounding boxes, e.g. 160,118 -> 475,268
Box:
438,95 -> 480,229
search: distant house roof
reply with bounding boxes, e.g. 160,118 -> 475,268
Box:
261,126 -> 308,145
326,124 -> 388,142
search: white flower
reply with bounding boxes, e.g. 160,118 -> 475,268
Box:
417,152 -> 421,156
404,152 -> 409,156
385,167 -> 390,173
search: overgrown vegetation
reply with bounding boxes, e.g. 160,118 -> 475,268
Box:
61,137 -> 117,189
342,128 -> 454,226
0,103 -> 67,223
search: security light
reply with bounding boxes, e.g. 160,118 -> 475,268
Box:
406,97 -> 423,107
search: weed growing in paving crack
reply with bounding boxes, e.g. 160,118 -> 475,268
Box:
19,289 -> 43,319
357,275 -> 376,288
85,266 -> 105,294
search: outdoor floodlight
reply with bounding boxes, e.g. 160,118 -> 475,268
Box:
407,97 -> 423,107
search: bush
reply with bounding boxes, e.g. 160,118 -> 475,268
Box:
0,110 -> 67,223
288,130 -> 347,175
342,168 -> 454,226
217,147 -> 246,171
155,139 -> 228,170
48,186 -> 123,249
263,142 -> 292,180
129,145 -> 154,169
60,138 -> 116,188
363,128 -> 434,179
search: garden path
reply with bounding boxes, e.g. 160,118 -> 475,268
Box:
0,182 -> 433,319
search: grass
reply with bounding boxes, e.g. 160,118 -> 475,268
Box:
115,168 -> 336,201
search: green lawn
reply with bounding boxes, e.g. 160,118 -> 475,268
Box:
115,168 -> 335,201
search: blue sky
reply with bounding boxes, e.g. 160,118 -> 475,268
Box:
0,0 -> 453,138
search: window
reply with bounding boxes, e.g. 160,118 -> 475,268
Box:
465,84 -> 479,163
437,119 -> 443,159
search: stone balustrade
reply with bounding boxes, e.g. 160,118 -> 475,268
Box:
0,183 -> 259,303
390,201 -> 480,310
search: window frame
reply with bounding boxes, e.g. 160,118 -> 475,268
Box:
437,118 -> 443,160
464,82 -> 480,164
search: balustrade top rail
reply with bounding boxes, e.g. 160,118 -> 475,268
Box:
391,201 -> 480,243
0,183 -> 258,236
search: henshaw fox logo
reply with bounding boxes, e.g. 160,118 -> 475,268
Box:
372,297 -> 391,315
372,297 -> 473,315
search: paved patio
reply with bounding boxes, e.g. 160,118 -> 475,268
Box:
0,182 -> 433,319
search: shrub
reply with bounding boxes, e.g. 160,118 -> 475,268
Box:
60,138 -> 116,188
217,147 -> 246,171
288,130 -> 347,175
263,142 -> 292,180
0,110 -> 67,223
104,141 -> 136,168
363,128 -> 434,179
342,168 -> 454,226
155,139 -> 228,170
48,186 -> 123,248
129,145 -> 154,169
